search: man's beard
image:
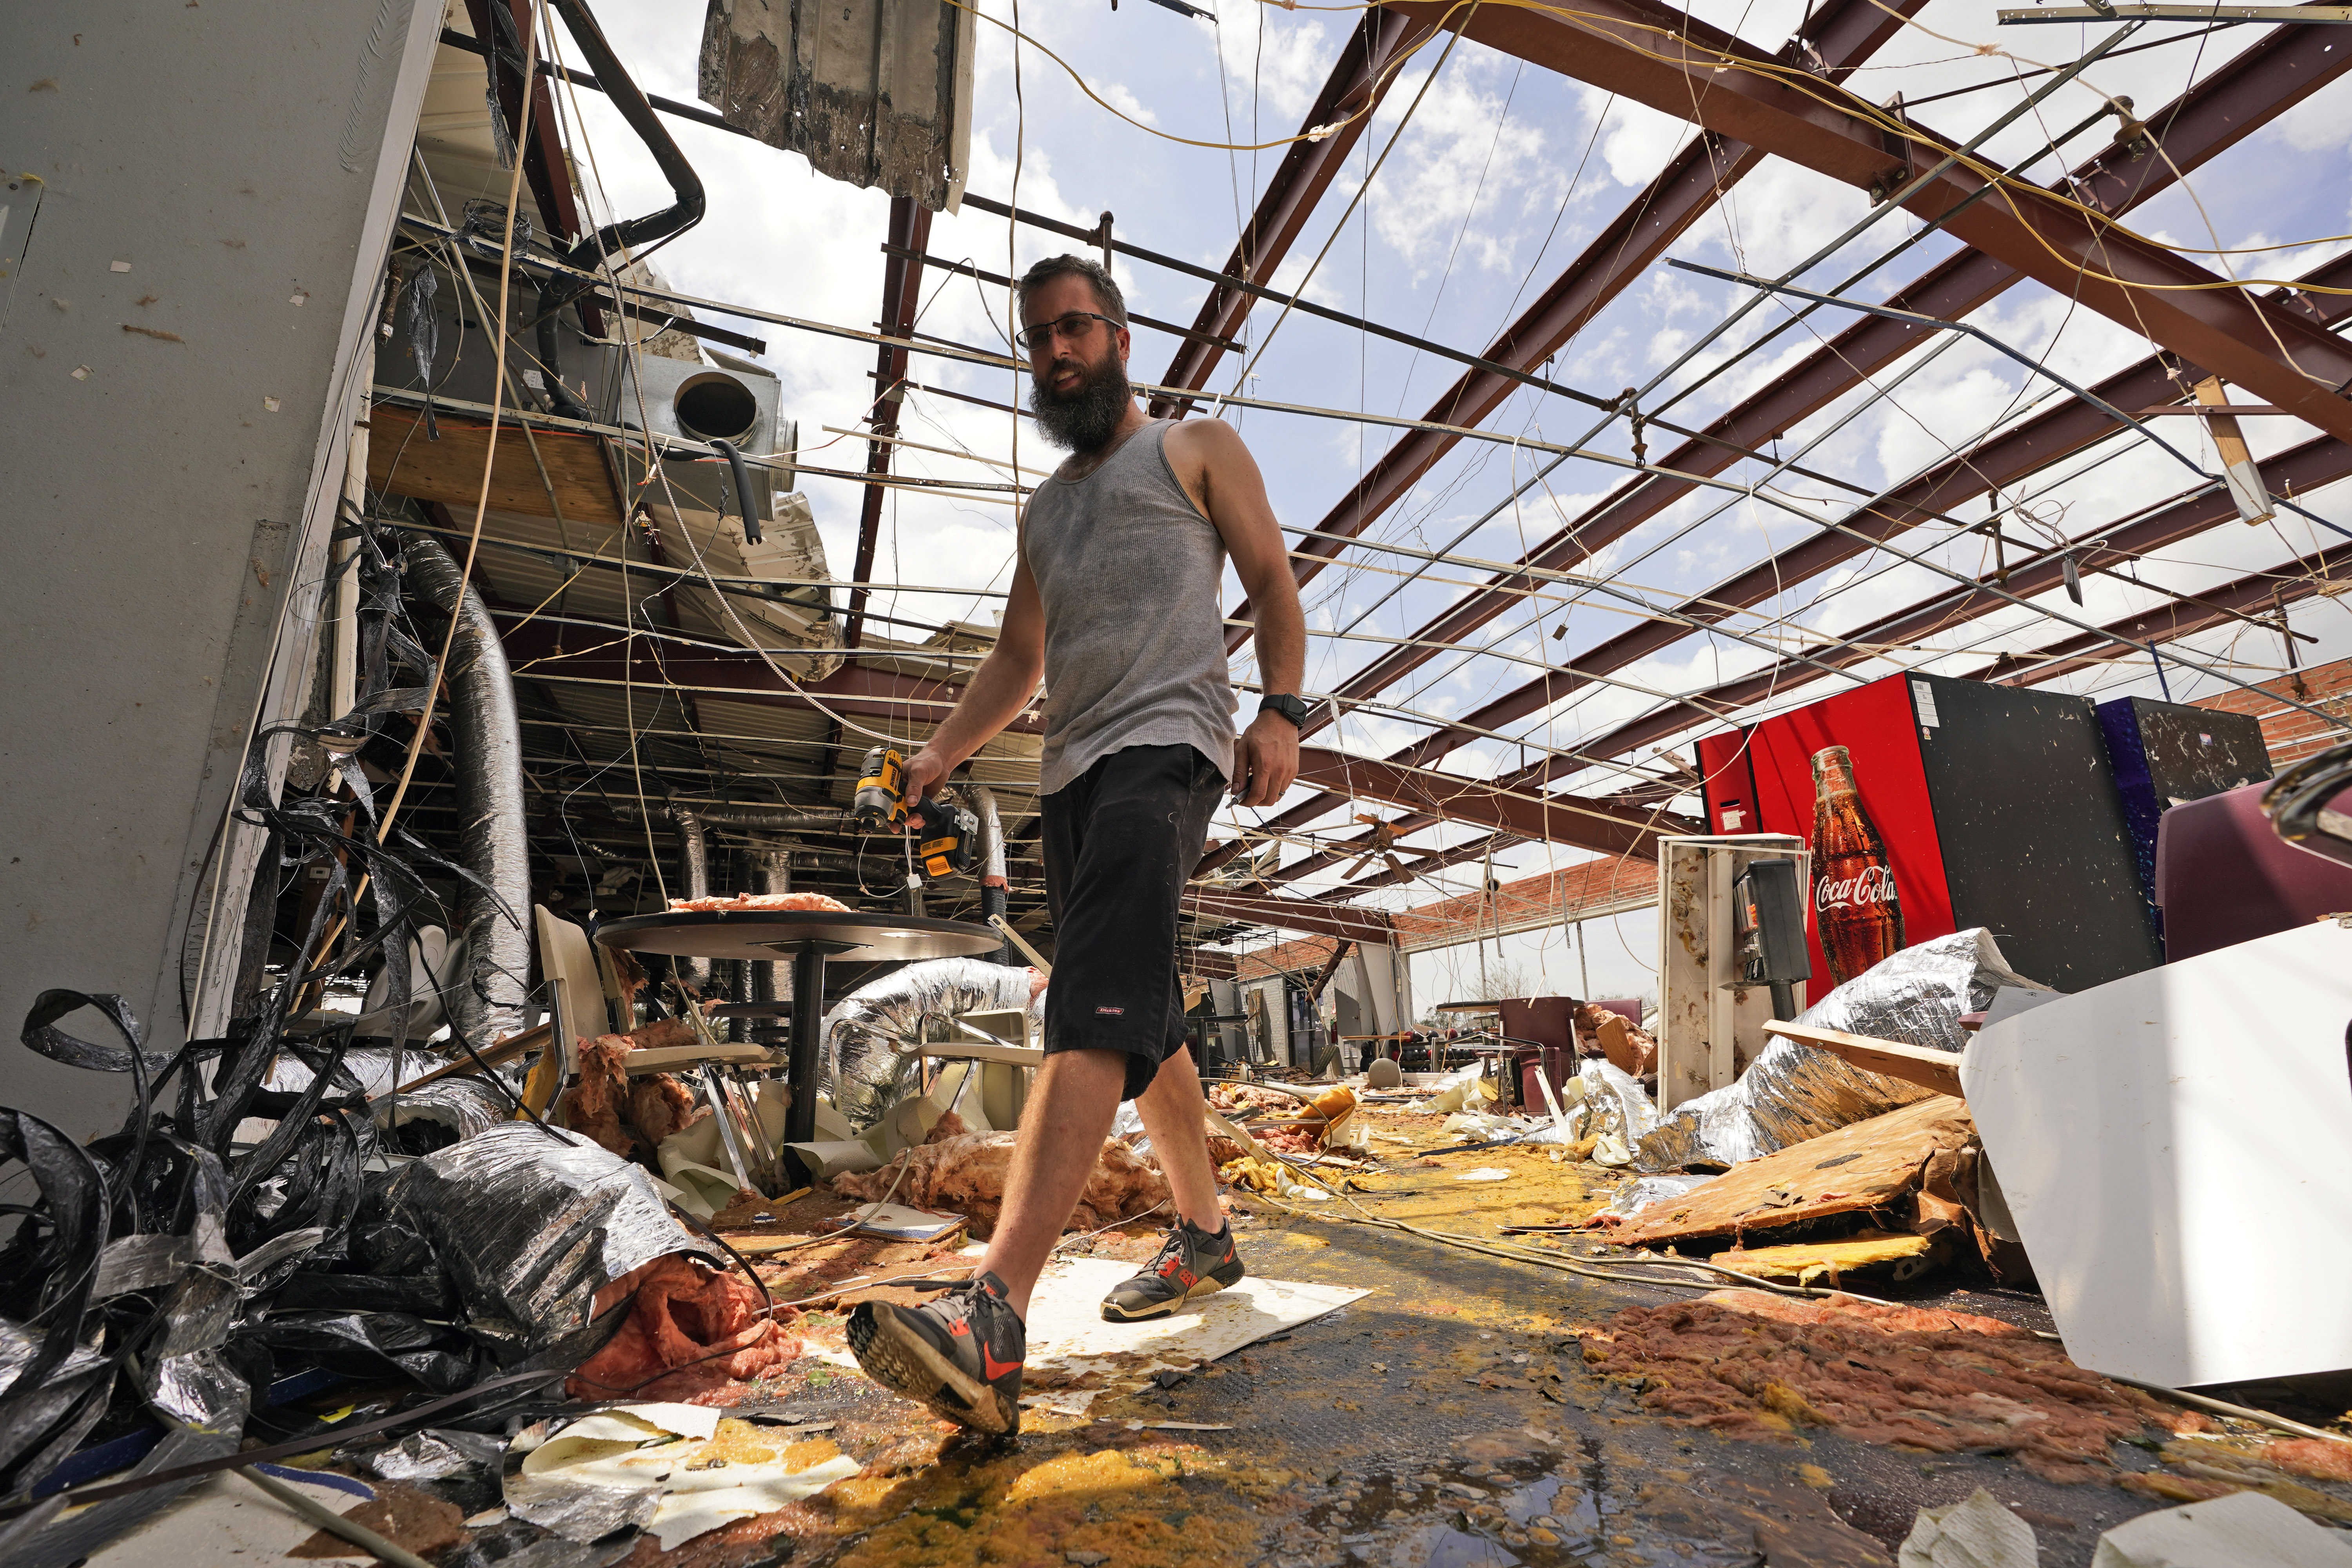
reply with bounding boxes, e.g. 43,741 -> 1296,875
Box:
1030,351 -> 1133,452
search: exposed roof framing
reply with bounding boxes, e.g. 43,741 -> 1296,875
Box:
1274,18 -> 2352,729
1981,539 -> 2352,688
1181,886 -> 1398,943
1388,0 -> 2352,437
1210,23 -> 2352,880
1294,745 -> 1697,859
1219,0 -> 1927,646
846,195 -> 935,650
490,612 -> 1034,735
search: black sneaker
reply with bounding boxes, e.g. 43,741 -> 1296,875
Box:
1101,1218 -> 1246,1322
846,1272 -> 1026,1435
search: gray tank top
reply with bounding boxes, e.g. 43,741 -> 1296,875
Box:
1020,420 -> 1237,795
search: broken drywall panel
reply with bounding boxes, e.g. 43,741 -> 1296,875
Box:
1964,920 -> 2352,1388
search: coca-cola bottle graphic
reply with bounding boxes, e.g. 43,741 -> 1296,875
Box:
1811,745 -> 1904,985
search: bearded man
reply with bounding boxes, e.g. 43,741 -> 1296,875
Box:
846,254 -> 1309,1434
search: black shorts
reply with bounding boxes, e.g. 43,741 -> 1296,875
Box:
1040,743 -> 1227,1100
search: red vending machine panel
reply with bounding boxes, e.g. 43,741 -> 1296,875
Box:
1696,676 -> 1956,989
1698,673 -> 2157,994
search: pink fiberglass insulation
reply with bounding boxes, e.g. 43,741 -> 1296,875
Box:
830,1132 -> 1171,1238
668,891 -> 851,912
569,1254 -> 800,1405
556,1016 -> 708,1158
1576,1289 -> 2210,1484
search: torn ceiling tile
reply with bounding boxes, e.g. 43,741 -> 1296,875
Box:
698,0 -> 976,212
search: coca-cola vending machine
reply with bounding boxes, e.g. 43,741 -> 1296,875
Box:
1697,672 -> 2158,993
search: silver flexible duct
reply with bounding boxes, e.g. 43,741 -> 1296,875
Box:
751,847 -> 790,1004
822,956 -> 1044,1129
400,535 -> 529,1044
965,784 -> 1011,963
671,804 -> 710,991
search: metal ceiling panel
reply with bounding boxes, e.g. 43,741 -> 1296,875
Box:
698,0 -> 977,212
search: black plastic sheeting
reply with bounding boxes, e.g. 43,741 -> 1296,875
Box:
0,525 -> 690,1563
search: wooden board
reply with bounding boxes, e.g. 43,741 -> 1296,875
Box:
1612,1095 -> 1976,1248
621,1042 -> 777,1074
366,403 -> 624,524
388,1022 -> 551,1093
1707,1229 -> 1935,1283
1762,1020 -> 1965,1099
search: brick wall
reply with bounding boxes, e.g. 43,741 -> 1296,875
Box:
2190,653 -> 2352,766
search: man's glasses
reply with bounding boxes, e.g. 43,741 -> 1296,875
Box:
1019,310 -> 1122,353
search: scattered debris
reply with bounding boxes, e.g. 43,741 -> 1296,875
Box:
1710,1229 -> 1941,1286
507,1405 -> 858,1549
568,1254 -> 798,1405
1606,1095 -> 1983,1253
1640,930 -> 2044,1170
2090,1489 -> 2352,1567
1577,1002 -> 1658,1076
1898,1487 -> 2036,1568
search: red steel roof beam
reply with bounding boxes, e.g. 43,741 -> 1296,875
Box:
845,195 -> 935,649
1292,746 -> 1696,860
1150,8 -> 1439,416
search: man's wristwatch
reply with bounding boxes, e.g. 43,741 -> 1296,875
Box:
1258,693 -> 1310,730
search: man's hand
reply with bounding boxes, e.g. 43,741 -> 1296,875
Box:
1231,711 -> 1299,808
901,747 -> 951,812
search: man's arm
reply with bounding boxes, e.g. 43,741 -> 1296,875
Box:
902,553 -> 1045,802
1172,418 -> 1303,809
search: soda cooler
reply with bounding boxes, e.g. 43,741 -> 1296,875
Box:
1696,672 -> 2158,993
2094,695 -> 2272,941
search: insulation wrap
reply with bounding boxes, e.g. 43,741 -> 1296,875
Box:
1637,929 -> 2044,1171
399,534 -> 530,1045
390,1123 -> 705,1357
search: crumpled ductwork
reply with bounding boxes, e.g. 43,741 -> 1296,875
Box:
823,957 -> 1043,1130
965,783 -> 1010,962
398,535 -> 529,1045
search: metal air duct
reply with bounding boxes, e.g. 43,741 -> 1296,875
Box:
399,534 -> 530,1044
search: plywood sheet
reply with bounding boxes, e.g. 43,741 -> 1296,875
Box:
1613,1095 -> 1975,1247
367,403 -> 624,524
1963,919 -> 2352,1387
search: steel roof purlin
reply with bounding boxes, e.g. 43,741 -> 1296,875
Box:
1148,7 -> 1443,417
1391,0 -> 2352,433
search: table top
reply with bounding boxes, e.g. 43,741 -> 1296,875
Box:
1434,1000 -> 1503,1014
596,909 -> 1002,963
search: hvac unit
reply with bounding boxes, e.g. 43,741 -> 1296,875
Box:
610,351 -> 793,523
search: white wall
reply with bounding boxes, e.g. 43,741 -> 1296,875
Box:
0,0 -> 440,1137
1410,907 -> 1661,1018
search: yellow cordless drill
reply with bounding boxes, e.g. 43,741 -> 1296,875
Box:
851,745 -> 977,879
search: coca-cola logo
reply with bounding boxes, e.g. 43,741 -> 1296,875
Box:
1816,864 -> 1897,912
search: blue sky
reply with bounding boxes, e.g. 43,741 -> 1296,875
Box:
548,0 -> 2352,979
